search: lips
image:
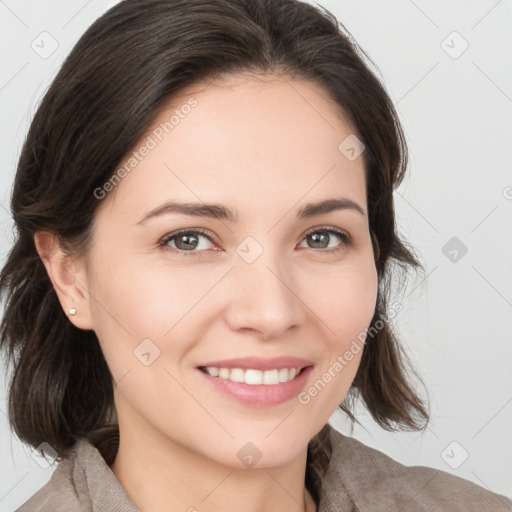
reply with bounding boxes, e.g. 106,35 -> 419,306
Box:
197,365 -> 314,407
196,356 -> 313,371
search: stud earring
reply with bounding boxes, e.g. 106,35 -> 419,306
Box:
69,308 -> 77,316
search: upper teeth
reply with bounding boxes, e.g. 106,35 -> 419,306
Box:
203,367 -> 300,385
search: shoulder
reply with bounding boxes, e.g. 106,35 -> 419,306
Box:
15,440 -> 89,512
324,426 -> 512,512
16,437 -> 137,512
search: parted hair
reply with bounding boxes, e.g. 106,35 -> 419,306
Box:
0,0 -> 429,502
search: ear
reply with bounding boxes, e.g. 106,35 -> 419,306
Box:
34,231 -> 94,330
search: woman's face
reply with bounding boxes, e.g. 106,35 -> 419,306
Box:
83,73 -> 378,468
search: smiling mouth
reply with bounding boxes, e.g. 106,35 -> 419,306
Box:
197,365 -> 310,385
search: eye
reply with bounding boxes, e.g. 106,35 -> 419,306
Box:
158,226 -> 352,256
298,227 -> 352,254
158,229 -> 216,255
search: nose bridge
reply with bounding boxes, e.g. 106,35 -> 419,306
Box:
224,235 -> 300,337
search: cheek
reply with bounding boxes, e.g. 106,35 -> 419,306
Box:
86,253 -> 223,379
105,255 -> 229,329
300,258 -> 378,404
296,304 -> 374,423
307,258 -> 378,346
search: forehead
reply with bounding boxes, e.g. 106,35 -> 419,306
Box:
97,73 -> 367,224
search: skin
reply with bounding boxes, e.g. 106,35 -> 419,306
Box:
35,73 -> 378,512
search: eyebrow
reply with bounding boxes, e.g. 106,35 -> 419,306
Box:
136,197 -> 366,225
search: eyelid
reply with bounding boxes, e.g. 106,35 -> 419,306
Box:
302,225 -> 350,239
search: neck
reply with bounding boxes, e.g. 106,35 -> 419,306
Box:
109,420 -> 317,512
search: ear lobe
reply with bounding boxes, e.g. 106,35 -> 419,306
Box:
34,231 -> 94,330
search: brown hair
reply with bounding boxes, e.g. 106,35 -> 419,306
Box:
0,0 -> 428,503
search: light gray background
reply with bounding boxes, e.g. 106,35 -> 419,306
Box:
1,0 -> 511,510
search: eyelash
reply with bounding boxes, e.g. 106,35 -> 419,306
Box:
158,226 -> 352,256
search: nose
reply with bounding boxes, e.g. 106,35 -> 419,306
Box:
223,247 -> 303,341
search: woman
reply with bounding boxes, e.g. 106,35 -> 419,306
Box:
1,0 -> 510,510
